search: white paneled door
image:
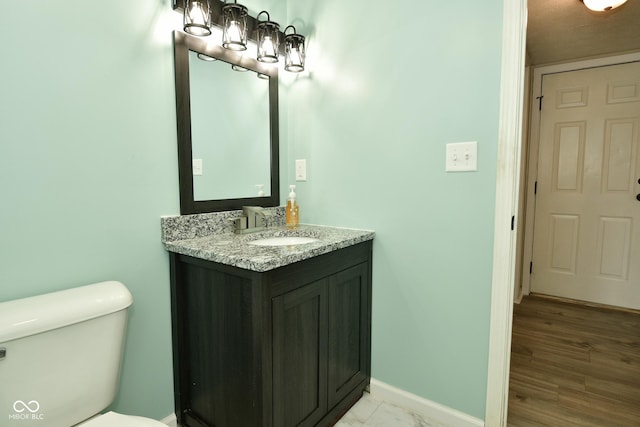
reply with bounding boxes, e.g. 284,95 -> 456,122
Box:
531,61 -> 640,309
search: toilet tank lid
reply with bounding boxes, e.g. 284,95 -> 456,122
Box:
0,281 -> 133,343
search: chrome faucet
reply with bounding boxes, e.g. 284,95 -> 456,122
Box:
232,206 -> 267,234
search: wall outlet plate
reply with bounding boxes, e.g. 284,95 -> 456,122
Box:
445,141 -> 477,172
296,159 -> 307,181
192,159 -> 203,176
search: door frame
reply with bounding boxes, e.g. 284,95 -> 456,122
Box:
486,0 -> 640,420
520,52 -> 640,297
484,0 -> 527,425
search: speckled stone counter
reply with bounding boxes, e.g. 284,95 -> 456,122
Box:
161,209 -> 375,272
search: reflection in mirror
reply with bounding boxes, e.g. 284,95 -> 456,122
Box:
189,51 -> 271,200
173,30 -> 280,214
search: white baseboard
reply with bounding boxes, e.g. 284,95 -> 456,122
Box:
159,381 -> 484,427
514,287 -> 523,304
160,413 -> 177,427
369,378 -> 484,427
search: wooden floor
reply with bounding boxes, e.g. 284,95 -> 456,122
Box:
507,295 -> 640,427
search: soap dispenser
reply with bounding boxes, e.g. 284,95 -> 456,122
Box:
286,185 -> 299,229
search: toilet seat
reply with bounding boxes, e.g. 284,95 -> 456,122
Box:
76,411 -> 167,427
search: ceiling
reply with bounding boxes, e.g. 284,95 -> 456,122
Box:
527,0 -> 640,65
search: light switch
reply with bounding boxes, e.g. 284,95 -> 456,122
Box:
193,159 -> 203,176
445,141 -> 477,172
295,159 -> 307,181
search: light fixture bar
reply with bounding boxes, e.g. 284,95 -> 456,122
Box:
172,0 -> 287,55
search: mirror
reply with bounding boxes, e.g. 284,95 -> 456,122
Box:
173,31 -> 280,214
189,50 -> 271,201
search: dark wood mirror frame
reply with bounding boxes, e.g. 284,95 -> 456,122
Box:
173,30 -> 280,214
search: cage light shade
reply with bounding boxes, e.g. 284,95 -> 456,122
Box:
284,26 -> 305,73
582,0 -> 627,11
256,12 -> 280,63
222,0 -> 248,51
184,0 -> 212,36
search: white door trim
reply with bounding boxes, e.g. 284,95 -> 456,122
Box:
489,12 -> 640,423
520,51 -> 640,297
485,0 -> 527,425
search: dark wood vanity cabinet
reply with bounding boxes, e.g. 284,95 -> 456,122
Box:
169,241 -> 372,427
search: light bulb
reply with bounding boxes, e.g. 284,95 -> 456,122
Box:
261,37 -> 275,54
289,48 -> 301,66
227,21 -> 241,41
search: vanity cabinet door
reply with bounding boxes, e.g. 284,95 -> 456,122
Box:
271,260 -> 371,427
272,279 -> 329,427
327,263 -> 371,409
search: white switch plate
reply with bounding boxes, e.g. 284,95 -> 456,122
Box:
295,159 -> 307,181
193,159 -> 203,176
445,141 -> 478,172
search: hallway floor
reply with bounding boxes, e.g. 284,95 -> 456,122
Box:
508,295 -> 640,426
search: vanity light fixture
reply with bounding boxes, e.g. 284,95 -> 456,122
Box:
283,25 -> 306,72
231,64 -> 249,72
222,0 -> 248,51
175,0 -> 307,73
183,0 -> 212,36
256,11 -> 280,63
581,0 -> 627,11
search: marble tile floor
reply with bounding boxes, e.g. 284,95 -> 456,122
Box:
335,393 -> 435,427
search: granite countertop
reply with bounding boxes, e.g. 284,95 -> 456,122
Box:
162,210 -> 374,272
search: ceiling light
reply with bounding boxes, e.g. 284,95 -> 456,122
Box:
582,0 -> 628,12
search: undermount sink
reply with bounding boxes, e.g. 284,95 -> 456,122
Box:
248,236 -> 320,247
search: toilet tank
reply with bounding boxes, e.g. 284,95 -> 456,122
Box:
0,281 -> 133,427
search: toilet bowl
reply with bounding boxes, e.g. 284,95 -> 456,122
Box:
0,281 -> 169,427
77,411 -> 167,426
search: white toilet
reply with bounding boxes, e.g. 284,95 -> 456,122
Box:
0,281 -> 168,427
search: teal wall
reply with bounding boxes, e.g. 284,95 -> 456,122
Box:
0,0 -> 178,420
0,0 -> 504,422
285,0 -> 503,419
